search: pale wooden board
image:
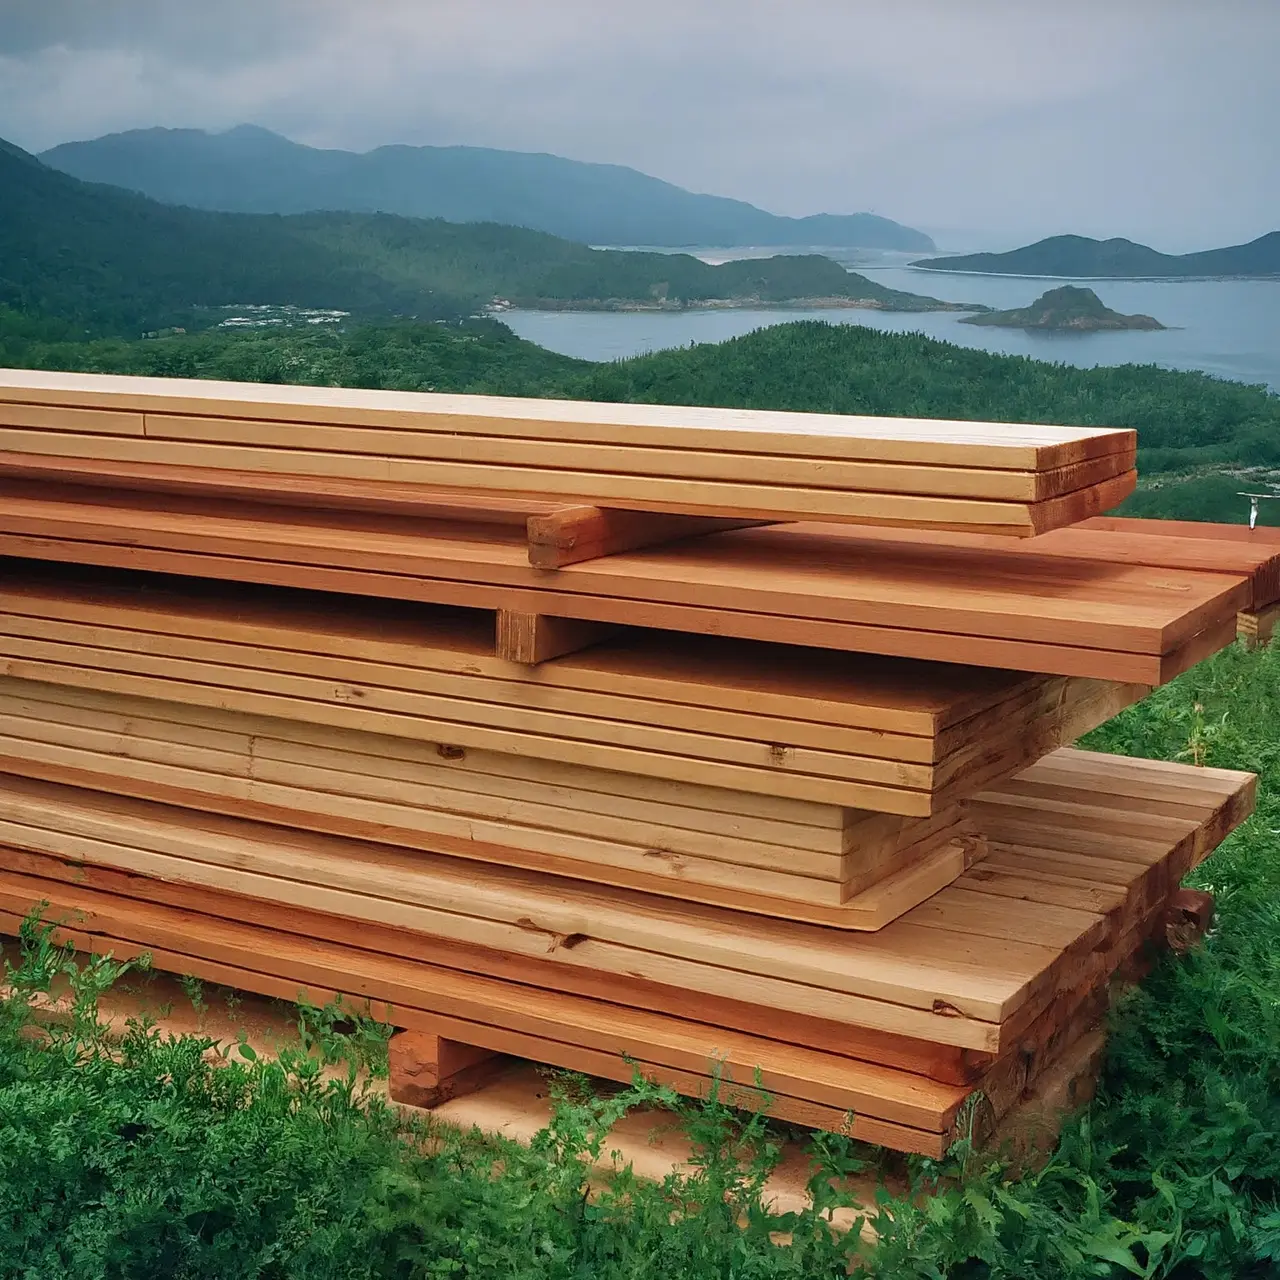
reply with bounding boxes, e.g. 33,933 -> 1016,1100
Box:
0,416 -> 1136,502
0,367 -> 1136,468
0,777 -> 1041,1048
0,894 -> 959,1156
0,871 -> 1119,1157
0,670 -> 849,837
0,847 -> 985,1084
0,679 -> 997,921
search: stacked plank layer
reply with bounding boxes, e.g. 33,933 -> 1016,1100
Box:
0,750 -> 1254,1156
0,370 -> 1136,533
0,369 -> 1261,1156
0,485 -> 1245,680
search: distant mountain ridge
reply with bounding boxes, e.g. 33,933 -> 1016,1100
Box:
0,136 -> 962,337
40,125 -> 935,252
914,233 -> 1280,279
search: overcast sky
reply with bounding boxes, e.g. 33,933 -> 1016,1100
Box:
1,1 -> 1276,250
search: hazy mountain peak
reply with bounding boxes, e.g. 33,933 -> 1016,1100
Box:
40,125 -> 935,251
220,124 -> 290,142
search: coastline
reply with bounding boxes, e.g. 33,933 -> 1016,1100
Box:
908,266 -> 1280,283
491,295 -> 980,315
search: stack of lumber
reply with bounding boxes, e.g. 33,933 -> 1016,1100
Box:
0,483 -> 1246,679
0,751 -> 1253,1155
0,368 -> 1263,1158
0,370 -> 1138,533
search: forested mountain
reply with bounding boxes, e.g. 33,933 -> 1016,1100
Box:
0,138 -> 461,334
915,232 -> 1280,278
41,125 -> 935,251
0,138 -> 963,337
288,213 -> 966,312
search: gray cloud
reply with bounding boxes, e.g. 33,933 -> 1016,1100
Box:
1,0 -> 1276,248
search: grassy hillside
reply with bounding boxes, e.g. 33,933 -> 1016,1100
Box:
41,124 -> 936,251
915,232 -> 1280,279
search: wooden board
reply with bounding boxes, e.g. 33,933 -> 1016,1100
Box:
0,570 -> 1147,812
0,561 -> 1052,739
0,845 -> 985,1084
0,864 -> 1117,1157
0,679 -> 988,927
0,864 -> 1166,1159
0,887 -> 966,1156
0,671 -> 849,838
0,435 -> 1137,531
0,628 -> 1142,815
0,749 -> 1253,1055
791,516 -> 1280,610
0,366 -> 1136,467
0,481 -> 1247,680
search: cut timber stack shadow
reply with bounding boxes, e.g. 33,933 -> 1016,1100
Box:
0,368 -> 1267,1162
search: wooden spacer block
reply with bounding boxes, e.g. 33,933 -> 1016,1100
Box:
527,504 -> 772,568
495,610 -> 620,664
1164,888 -> 1215,952
1238,602 -> 1280,649
388,1030 -> 506,1109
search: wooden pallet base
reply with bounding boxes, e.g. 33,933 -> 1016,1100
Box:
387,1031 -> 509,1108
1238,601 -> 1280,649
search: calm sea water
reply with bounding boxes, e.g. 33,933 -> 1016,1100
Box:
500,252 -> 1280,391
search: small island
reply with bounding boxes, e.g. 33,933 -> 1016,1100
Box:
960,286 -> 1164,332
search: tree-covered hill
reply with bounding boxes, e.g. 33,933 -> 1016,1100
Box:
290,213 -> 966,312
41,124 -> 936,251
0,138 -> 468,335
915,232 -> 1280,279
960,285 -> 1164,331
